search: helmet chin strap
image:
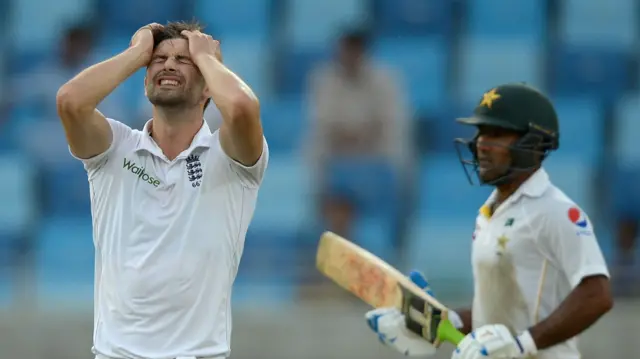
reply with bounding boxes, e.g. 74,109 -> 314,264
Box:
479,165 -> 537,187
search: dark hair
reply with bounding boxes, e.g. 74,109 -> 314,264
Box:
339,27 -> 370,50
153,20 -> 211,112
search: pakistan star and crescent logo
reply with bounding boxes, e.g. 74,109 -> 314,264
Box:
480,88 -> 501,108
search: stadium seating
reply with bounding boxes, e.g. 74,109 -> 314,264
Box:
220,37 -> 271,98
372,0 -> 455,38
34,215 -> 95,307
416,154 -> 493,221
549,45 -> 631,103
8,0 -> 93,55
467,0 -> 546,42
559,0 -> 637,49
260,97 -> 306,154
0,153 -> 37,306
457,37 -> 544,104
194,0 -> 272,42
372,37 -> 449,112
96,0 -> 187,36
286,0 -> 369,51
3,0 -> 639,304
552,96 -> 604,163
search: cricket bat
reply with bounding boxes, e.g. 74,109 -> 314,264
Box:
316,231 -> 465,347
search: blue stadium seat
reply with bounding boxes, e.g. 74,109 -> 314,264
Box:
239,228 -> 299,282
286,0 -> 369,50
8,0 -> 93,53
549,45 -> 630,102
404,219 -> 474,290
614,94 -> 640,164
234,227 -> 297,306
467,0 -> 546,42
609,163 -> 640,221
278,49 -> 330,96
41,158 -> 92,216
352,216 -> 395,263
559,0 -> 637,49
0,153 -> 37,239
194,0 -> 272,41
35,216 -> 94,306
251,155 -> 312,231
325,158 -> 401,221
457,38 -> 543,104
373,0 -> 454,38
372,37 -> 449,112
419,101 -> 477,154
221,37 -> 270,98
543,157 -> 595,215
0,153 -> 37,306
260,98 -> 306,154
552,96 -> 604,163
417,154 -> 493,220
96,0 -> 186,36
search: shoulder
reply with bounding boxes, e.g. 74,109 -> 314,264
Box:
525,186 -> 593,235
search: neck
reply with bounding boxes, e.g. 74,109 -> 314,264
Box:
150,106 -> 204,160
494,169 -> 537,205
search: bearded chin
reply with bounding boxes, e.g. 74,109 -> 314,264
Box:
148,91 -> 189,108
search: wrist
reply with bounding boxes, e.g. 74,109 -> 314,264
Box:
126,45 -> 151,68
194,53 -> 220,66
447,310 -> 464,330
516,330 -> 538,356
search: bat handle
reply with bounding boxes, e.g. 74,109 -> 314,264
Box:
437,319 -> 466,346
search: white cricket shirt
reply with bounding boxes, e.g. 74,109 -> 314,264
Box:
72,118 -> 268,359
471,168 -> 609,359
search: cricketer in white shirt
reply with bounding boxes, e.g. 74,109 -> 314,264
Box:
467,168 -> 608,359
57,21 -> 267,359
71,118 -> 268,359
364,83 -> 613,359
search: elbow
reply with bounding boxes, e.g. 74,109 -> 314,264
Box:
56,85 -> 81,114
227,92 -> 260,123
599,292 -> 614,314
56,84 -> 93,117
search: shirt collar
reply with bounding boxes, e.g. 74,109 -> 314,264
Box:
479,168 -> 550,218
137,118 -> 212,159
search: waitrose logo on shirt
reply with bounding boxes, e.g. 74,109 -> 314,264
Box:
123,158 -> 161,187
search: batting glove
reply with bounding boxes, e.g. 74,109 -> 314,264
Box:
364,270 -> 458,357
451,324 -> 538,359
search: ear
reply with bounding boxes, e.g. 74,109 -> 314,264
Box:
144,75 -> 148,97
202,85 -> 211,102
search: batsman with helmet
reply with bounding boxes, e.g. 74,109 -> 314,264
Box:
365,83 -> 613,359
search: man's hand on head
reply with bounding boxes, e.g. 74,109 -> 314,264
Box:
130,23 -> 164,66
181,30 -> 223,65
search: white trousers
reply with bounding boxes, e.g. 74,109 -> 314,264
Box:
96,354 -> 225,359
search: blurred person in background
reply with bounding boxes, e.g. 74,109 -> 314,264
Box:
10,23 -> 95,120
306,27 -> 412,241
8,23 -> 131,162
55,20 -> 267,359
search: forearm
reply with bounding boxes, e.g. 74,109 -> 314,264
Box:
194,54 -> 258,120
528,277 -> 612,350
58,45 -> 148,110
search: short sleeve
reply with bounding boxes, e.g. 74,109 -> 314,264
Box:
69,118 -> 134,174
216,134 -> 269,188
537,204 -> 610,288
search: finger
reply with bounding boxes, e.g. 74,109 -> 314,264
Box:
181,30 -> 193,38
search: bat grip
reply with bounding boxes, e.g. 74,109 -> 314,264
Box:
437,319 -> 466,346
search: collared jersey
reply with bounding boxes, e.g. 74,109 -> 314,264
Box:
71,118 -> 269,359
471,168 -> 609,359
